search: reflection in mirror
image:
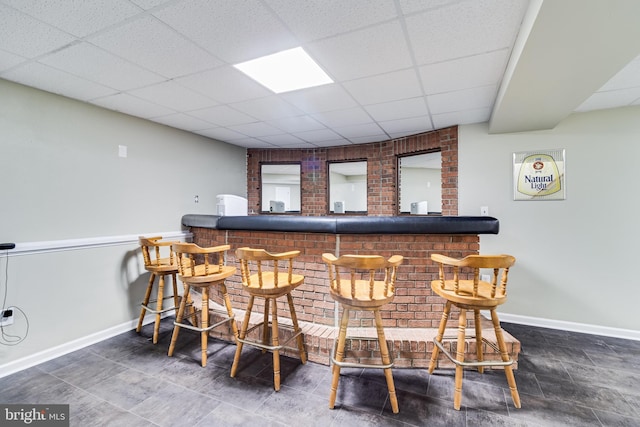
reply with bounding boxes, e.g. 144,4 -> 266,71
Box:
329,161 -> 367,214
261,164 -> 301,213
398,152 -> 441,215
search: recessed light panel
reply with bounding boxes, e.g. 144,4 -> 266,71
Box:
234,47 -> 333,93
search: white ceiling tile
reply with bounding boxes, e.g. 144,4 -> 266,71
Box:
405,0 -> 528,65
176,66 -> 271,104
348,134 -> 389,144
599,56 -> 640,91
281,84 -> 358,113
231,96 -> 303,121
428,84 -> 497,114
89,16 -> 222,78
129,80 -> 214,110
0,49 -> 27,72
576,87 -> 640,112
333,123 -> 385,138
228,122 -> 283,137
364,97 -> 429,122
343,69 -> 422,105
3,0 -> 141,37
230,138 -> 278,148
311,107 -> 372,128
265,0 -> 397,42
267,115 -> 326,133
40,42 -> 164,91
378,116 -> 433,134
153,0 -> 298,63
258,134 -> 306,146
2,61 -> 116,100
150,113 -> 213,131
307,21 -> 413,81
195,127 -> 247,141
432,107 -> 491,128
398,0 -> 462,15
0,4 -> 76,58
293,128 -> 341,143
130,0 -> 172,10
419,50 -> 509,95
90,92 -> 174,118
311,138 -> 352,147
188,105 -> 255,127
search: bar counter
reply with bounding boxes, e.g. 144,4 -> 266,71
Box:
181,214 -> 519,368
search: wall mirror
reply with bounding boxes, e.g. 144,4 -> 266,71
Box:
261,163 -> 301,213
328,161 -> 367,214
398,151 -> 442,215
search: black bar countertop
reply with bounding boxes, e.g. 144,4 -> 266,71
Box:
182,214 -> 499,235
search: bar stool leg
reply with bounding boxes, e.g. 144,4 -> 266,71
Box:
137,273 -> 155,333
287,293 -> 307,364
153,274 -> 166,344
454,308 -> 467,410
375,309 -> 398,414
429,301 -> 452,373
171,272 -> 179,317
329,307 -> 350,409
474,309 -> 484,374
168,284 -> 190,357
262,299 -> 270,352
231,295 -> 254,377
271,298 -> 281,391
200,286 -> 210,367
491,309 -> 521,408
220,282 -> 238,340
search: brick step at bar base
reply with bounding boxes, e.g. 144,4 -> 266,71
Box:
201,302 -> 519,369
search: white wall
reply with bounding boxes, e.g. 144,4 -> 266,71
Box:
0,80 -> 246,372
459,106 -> 640,335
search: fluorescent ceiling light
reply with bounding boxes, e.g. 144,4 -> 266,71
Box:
234,47 -> 333,93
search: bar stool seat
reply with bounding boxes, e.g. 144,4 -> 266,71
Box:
322,253 -> 403,414
231,247 -> 307,391
428,253 -> 520,410
168,242 -> 237,367
137,236 -> 180,344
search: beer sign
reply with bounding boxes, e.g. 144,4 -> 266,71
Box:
513,149 -> 565,200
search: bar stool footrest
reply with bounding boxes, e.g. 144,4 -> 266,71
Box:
237,321 -> 303,352
434,335 -> 514,368
141,299 -> 176,314
331,336 -> 394,369
174,309 -> 235,333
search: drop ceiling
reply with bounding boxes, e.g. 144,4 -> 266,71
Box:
1,0 -> 639,149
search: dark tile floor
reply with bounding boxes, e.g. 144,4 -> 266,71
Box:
1,319 -> 639,426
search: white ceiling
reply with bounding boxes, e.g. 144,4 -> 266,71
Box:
1,0 -> 639,149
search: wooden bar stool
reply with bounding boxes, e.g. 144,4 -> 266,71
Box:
168,242 -> 237,367
137,236 -> 180,344
322,253 -> 403,414
428,253 -> 520,410
231,247 -> 307,391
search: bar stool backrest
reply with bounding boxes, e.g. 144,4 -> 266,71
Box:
172,242 -> 229,278
322,254 -> 403,301
139,236 -> 177,271
235,247 -> 301,289
431,254 -> 515,299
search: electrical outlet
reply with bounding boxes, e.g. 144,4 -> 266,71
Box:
0,308 -> 14,326
481,274 -> 491,282
194,195 -> 199,204
480,206 -> 489,216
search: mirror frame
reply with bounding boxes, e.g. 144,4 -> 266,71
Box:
260,162 -> 301,214
327,159 -> 368,215
397,150 -> 442,216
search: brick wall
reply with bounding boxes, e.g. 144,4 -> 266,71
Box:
247,126 -> 458,216
192,227 -> 479,329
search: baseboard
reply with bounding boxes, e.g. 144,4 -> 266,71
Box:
3,310 -> 638,378
498,312 -> 640,342
0,312 -> 174,378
